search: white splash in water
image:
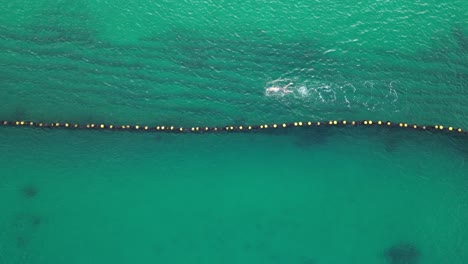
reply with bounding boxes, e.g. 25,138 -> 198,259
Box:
297,86 -> 309,97
264,77 -> 402,113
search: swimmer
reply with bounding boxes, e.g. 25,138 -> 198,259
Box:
266,82 -> 293,94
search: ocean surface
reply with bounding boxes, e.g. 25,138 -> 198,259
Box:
0,0 -> 467,263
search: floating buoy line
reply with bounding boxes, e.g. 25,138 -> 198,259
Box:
1,120 -> 466,135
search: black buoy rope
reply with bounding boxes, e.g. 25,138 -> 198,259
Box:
1,120 -> 466,135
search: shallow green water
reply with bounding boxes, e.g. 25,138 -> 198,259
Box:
1,0 -> 467,263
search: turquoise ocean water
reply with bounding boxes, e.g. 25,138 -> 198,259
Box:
1,0 -> 467,263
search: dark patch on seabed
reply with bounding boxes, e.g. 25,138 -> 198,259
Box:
450,135 -> 468,160
16,235 -> 29,249
379,129 -> 412,153
384,243 -> 420,264
12,213 -> 42,230
20,185 -> 39,199
143,28 -> 323,75
247,126 -> 331,149
300,256 -> 317,264
27,2 -> 96,45
11,107 -> 28,121
383,135 -> 400,153
451,27 -> 468,55
292,127 -> 331,149
11,213 -> 43,249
